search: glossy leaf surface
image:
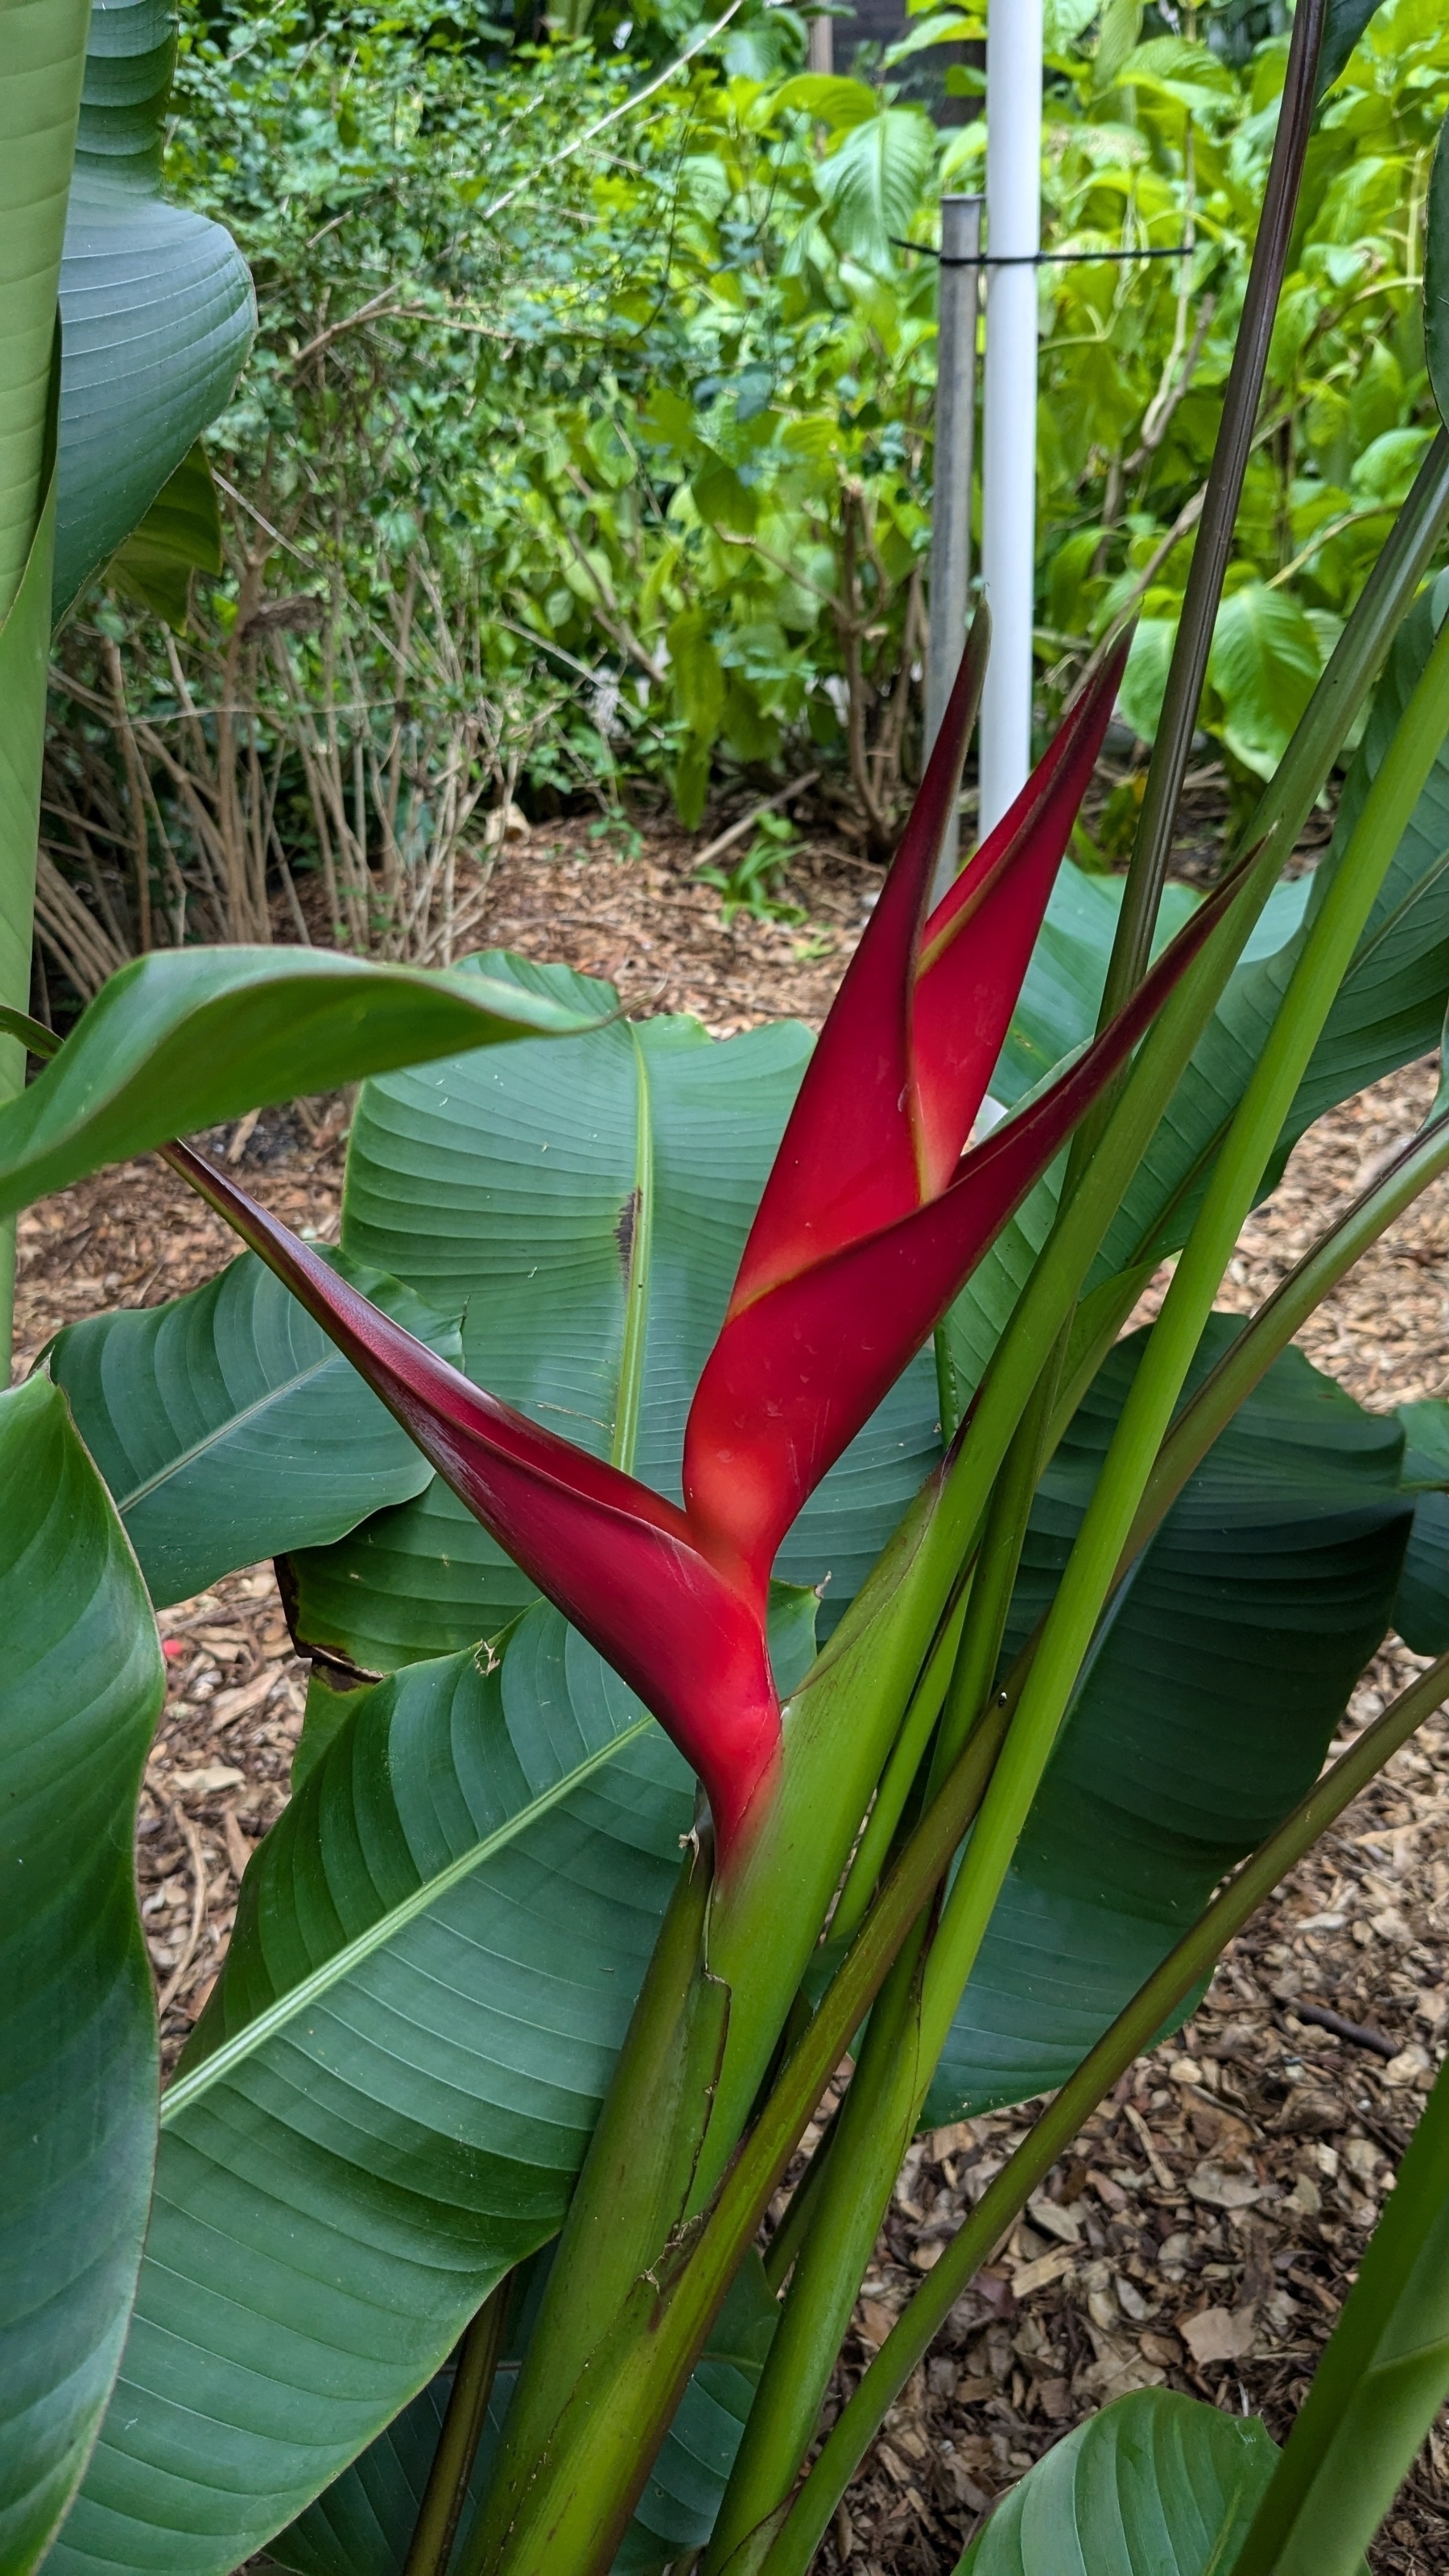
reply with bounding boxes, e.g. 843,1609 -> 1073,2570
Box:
0,947 -> 601,1220
53,1592 -> 815,2576
0,1377 -> 164,2572
47,1247 -> 463,1608
926,1318 -> 1411,2121
53,0 -> 254,619
952,2388 -> 1278,2576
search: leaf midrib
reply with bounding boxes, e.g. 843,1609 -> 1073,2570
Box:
160,1714 -> 654,2124
114,1337 -> 349,1511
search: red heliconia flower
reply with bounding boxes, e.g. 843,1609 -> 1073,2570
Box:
171,625 -> 1229,1860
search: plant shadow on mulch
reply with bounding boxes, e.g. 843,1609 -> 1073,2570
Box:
14,808 -> 1448,2574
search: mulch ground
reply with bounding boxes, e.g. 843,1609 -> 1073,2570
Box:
14,811 -> 1449,2573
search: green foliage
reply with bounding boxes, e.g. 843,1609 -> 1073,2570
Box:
48,1248 -> 464,1607
53,0 -> 254,622
952,2388 -> 1278,2576
0,945 -> 601,1220
0,1375 -> 164,2573
697,812 -> 807,922
1229,2050 -> 1449,2576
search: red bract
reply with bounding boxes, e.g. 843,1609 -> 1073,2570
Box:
171,630 -> 1232,1859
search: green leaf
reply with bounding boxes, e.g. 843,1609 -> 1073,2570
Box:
1228,2054 -> 1449,2576
0,0 -> 87,617
47,1248 -> 464,1609
0,1375 -> 164,2572
1391,1396 -> 1449,1653
0,946 -> 604,1221
290,976 -> 941,1670
107,437 -> 221,630
54,1587 -> 815,2575
769,74 -> 882,133
1318,0 -> 1392,99
1208,583 -> 1325,782
952,584 -> 1449,1417
1427,114 -> 1449,435
268,2252 -> 779,2576
0,475 -> 56,1351
926,1318 -> 1410,2121
815,106 -> 936,264
53,0 -> 255,621
952,2387 -> 1278,2575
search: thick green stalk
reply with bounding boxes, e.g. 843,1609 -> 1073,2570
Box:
754,1647 -> 1449,2576
472,1695 -> 1018,2576
1100,0 -> 1327,1018
402,2282 -> 513,2576
829,1591 -> 968,1951
464,1831 -> 726,2569
931,1345 -> 1062,1789
913,600 -> 1449,2099
1229,2061 -> 1449,2576
701,1925 -> 935,2572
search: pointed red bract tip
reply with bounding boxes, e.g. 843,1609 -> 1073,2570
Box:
162,1142 -> 781,1863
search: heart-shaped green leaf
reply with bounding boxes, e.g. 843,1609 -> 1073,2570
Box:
0,1376 -> 164,2573
47,1248 -> 463,1608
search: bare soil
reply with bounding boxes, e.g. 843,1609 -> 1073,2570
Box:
16,815 -> 1449,2573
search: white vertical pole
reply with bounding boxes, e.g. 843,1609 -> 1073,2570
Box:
926,192 -> 983,902
979,0 -> 1043,836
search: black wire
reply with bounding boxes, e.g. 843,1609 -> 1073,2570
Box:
892,238 -> 1200,266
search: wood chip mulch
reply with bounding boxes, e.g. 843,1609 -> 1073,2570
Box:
14,820 -> 1448,2571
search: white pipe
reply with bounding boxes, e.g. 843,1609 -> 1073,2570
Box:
979,0 -> 1043,836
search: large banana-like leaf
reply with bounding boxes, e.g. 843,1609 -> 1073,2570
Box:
50,1593 -> 816,2576
53,0 -> 254,621
0,948 -> 602,1220
0,0 -> 88,616
0,1375 -> 164,2574
47,1249 -> 464,1608
953,2388 -> 1278,2576
289,968 -> 943,1669
269,2253 -> 779,2576
924,1318 -> 1412,2123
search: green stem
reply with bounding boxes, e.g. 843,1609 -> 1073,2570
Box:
1126,1102 -> 1449,1558
829,1587 -> 968,1951
1100,0 -> 1328,1018
914,601 -> 1449,2095
702,1922 -> 936,2573
754,1646 -> 1449,2576
469,1695 -> 1018,2576
1228,2057 -> 1449,2576
403,2280 -> 514,2576
931,1342 -> 1063,1791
